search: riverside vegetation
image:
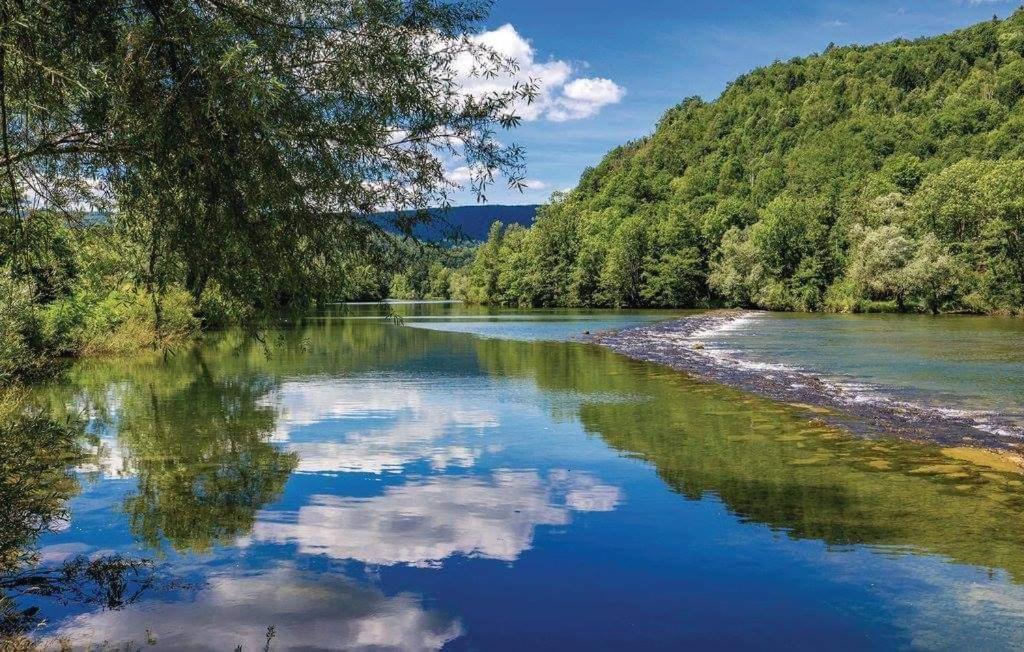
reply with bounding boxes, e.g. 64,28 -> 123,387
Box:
6,4 -> 1024,649
453,12 -> 1024,315
0,0 -> 535,385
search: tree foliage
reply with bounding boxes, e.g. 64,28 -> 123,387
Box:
0,0 -> 534,379
458,11 -> 1024,315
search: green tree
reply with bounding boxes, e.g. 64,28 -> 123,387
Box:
846,225 -> 917,309
906,235 -> 962,314
600,216 -> 648,307
455,10 -> 1024,316
0,0 -> 536,325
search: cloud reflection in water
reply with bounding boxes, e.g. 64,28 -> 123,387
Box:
51,564 -> 463,651
246,470 -> 621,567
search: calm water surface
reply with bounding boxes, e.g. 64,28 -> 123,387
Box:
9,306 -> 1024,650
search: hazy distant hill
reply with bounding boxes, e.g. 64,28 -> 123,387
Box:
374,204 -> 538,241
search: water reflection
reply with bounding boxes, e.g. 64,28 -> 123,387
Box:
262,379 -> 498,474
474,336 -> 1024,581
0,394 -> 87,638
112,369 -> 296,553
12,311 -> 1024,647
50,564 -> 462,650
0,395 -> 176,643
0,395 -> 84,574
247,470 -> 620,566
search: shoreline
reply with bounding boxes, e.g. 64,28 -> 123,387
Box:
587,310 -> 1024,456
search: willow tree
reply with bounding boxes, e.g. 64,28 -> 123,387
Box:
0,0 -> 535,314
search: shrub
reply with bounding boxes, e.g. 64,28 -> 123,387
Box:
196,283 -> 251,330
0,270 -> 46,384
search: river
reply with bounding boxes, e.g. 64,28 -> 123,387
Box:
6,304 -> 1024,650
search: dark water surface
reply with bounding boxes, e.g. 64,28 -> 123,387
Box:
10,306 -> 1024,650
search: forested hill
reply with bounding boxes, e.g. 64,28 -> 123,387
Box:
454,12 -> 1024,314
374,204 -> 538,241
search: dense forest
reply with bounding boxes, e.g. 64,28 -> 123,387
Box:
454,12 -> 1024,315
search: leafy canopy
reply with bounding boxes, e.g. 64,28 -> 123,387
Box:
0,0 -> 535,311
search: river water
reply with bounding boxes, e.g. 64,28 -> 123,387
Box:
8,305 -> 1024,650
698,311 -> 1024,439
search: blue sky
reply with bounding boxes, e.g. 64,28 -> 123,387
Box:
455,0 -> 1020,205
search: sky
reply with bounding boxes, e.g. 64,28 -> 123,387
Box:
450,0 -> 1022,205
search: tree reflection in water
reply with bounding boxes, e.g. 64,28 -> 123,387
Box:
115,364 -> 297,553
0,392 -> 182,644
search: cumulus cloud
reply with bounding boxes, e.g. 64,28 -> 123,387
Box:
548,78 -> 627,121
77,434 -> 134,479
244,470 -> 621,567
49,565 -> 462,650
445,163 -> 547,191
455,24 -> 625,123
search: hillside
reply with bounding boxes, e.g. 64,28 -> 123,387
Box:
454,12 -> 1024,314
375,204 -> 538,242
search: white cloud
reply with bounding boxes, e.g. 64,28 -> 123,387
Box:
77,434 -> 134,479
36,542 -> 92,564
548,78 -> 627,121
445,165 -> 546,192
244,470 -> 621,567
455,24 -> 625,123
49,565 -> 462,650
445,164 -> 483,185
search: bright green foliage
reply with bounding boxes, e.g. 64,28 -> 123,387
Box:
0,271 -> 44,383
460,12 -> 1024,314
0,0 -> 533,380
383,243 -> 471,301
0,0 -> 533,309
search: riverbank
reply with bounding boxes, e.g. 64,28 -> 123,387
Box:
588,310 -> 1024,454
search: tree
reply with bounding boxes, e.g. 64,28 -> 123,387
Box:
709,227 -> 762,307
977,160 -> 1024,310
454,10 -> 1024,316
600,216 -> 648,307
0,0 -> 536,316
846,225 -> 917,309
642,247 -> 704,307
904,234 -> 963,314
910,159 -> 991,247
388,273 -> 416,301
426,262 -> 453,300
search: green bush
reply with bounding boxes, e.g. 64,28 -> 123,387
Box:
197,283 -> 252,330
0,271 -> 45,384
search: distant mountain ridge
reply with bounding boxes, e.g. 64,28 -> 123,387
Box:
373,204 -> 538,242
